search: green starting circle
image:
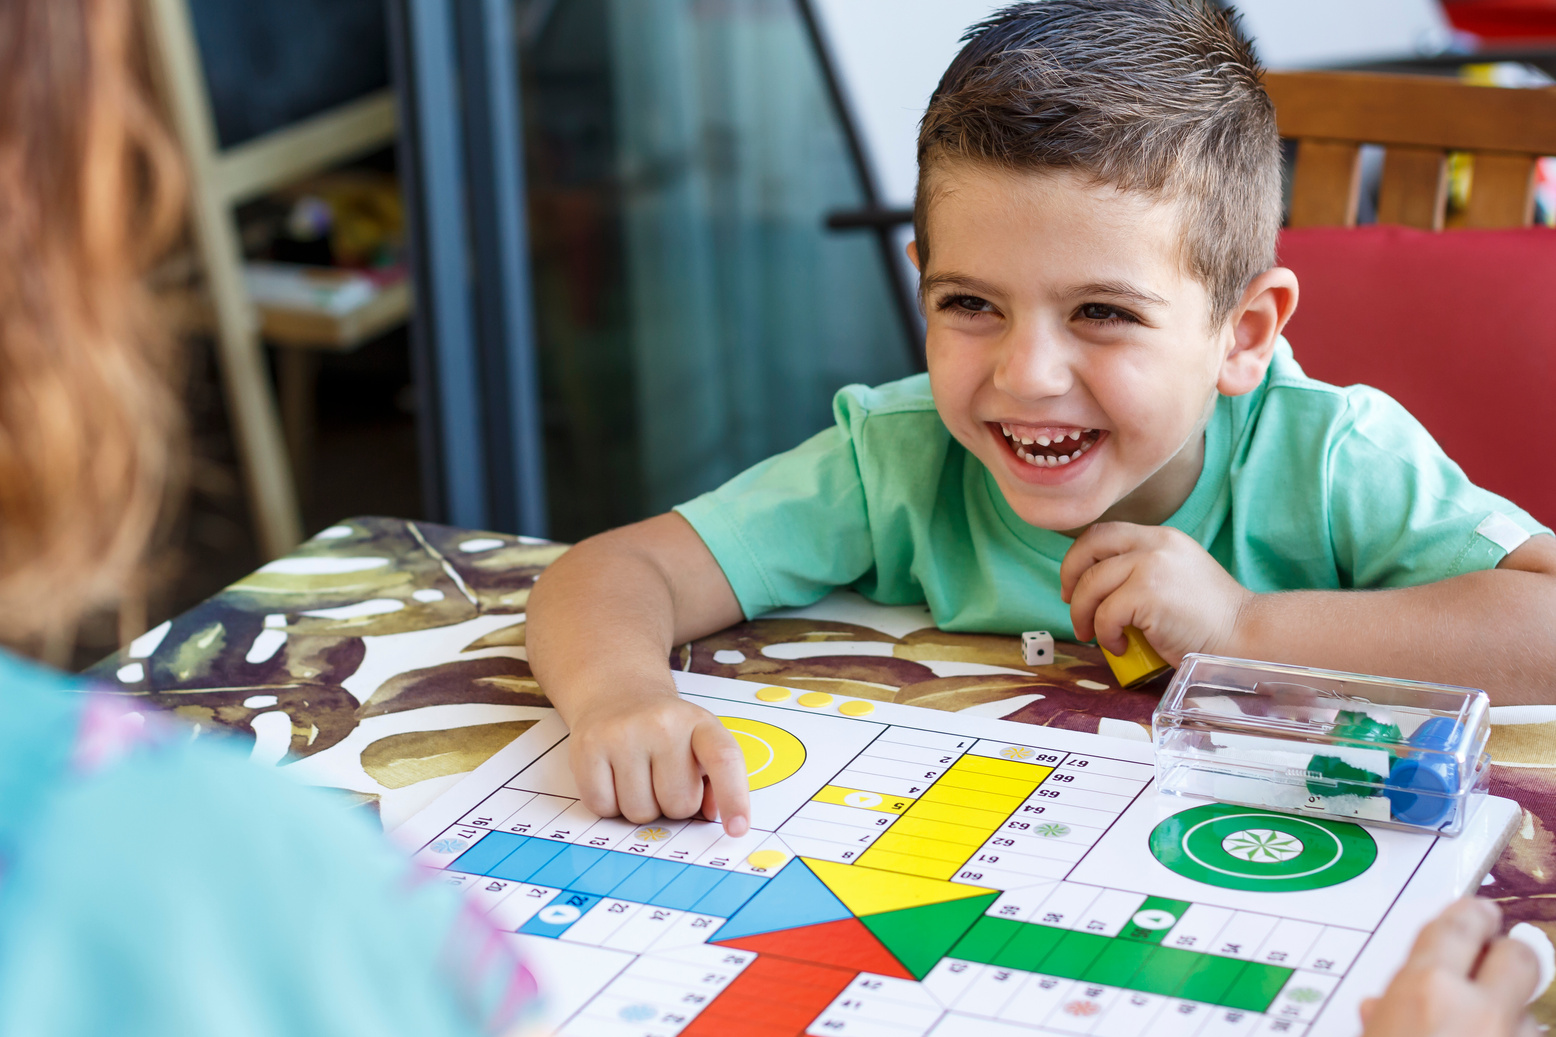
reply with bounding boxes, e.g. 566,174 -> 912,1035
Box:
1148,803 -> 1377,892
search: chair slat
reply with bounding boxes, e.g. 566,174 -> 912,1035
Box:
1266,71 -> 1556,156
1464,151 -> 1537,229
1288,139 -> 1361,228
1377,146 -> 1447,230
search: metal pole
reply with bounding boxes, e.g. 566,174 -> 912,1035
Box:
457,0 -> 549,536
390,0 -> 491,529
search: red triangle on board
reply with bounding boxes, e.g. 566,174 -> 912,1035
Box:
717,916 -> 914,980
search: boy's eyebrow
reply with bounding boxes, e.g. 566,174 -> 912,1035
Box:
1066,281 -> 1170,308
921,272 -> 1006,298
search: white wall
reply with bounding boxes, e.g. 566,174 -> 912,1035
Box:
810,0 -> 1455,209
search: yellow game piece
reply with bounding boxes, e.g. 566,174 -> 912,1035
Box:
796,691 -> 833,708
746,849 -> 787,870
838,699 -> 874,716
718,717 -> 806,789
755,686 -> 791,702
1101,625 -> 1172,688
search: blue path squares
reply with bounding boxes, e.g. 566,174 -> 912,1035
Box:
653,864 -> 727,911
441,833 -> 770,931
448,831 -> 524,876
611,858 -> 685,904
691,873 -> 766,918
530,845 -> 609,889
573,850 -> 650,896
489,838 -> 568,882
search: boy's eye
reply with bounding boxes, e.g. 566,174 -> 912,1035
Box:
939,294 -> 996,315
1077,303 -> 1137,323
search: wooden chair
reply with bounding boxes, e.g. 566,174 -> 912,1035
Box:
1266,70 -> 1556,230
139,0 -> 404,560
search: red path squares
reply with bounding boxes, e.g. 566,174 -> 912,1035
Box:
680,956 -> 855,1037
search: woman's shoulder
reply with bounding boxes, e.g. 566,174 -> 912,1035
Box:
0,666 -> 534,1037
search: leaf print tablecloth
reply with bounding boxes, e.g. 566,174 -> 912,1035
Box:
91,516 -> 1556,1024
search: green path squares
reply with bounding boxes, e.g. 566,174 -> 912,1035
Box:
990,920 -> 1065,971
1223,962 -> 1294,1012
1149,803 -> 1378,892
860,892 -> 999,980
1129,945 -> 1204,996
951,915 -> 1024,965
1034,930 -> 1111,980
1084,939 -> 1156,987
1176,953 -> 1247,1004
946,912 -> 1294,1014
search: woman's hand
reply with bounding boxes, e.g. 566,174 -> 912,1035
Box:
1361,898 -> 1539,1037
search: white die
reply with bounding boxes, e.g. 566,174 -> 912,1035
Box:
1021,630 -> 1054,666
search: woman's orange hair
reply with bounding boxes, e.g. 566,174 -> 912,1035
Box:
0,0 -> 185,641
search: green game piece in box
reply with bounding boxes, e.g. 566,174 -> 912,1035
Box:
1219,961 -> 1294,1012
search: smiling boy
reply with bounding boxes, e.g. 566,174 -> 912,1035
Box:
528,0 -> 1556,836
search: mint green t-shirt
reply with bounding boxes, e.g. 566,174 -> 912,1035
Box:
674,341 -> 1550,639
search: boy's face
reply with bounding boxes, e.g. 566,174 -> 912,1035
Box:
917,164 -> 1243,535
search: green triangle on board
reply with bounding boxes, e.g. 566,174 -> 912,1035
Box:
860,892 -> 1001,980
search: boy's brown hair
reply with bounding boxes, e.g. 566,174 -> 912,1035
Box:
915,0 -> 1281,325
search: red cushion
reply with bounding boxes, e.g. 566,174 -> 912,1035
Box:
1277,225 -> 1556,528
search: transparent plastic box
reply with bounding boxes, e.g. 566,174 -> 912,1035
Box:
1153,654 -> 1492,836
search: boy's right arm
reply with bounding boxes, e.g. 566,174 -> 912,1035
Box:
527,512 -> 753,835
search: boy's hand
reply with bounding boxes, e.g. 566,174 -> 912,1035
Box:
1360,898 -> 1539,1037
568,686 -> 752,837
1060,522 -> 1249,663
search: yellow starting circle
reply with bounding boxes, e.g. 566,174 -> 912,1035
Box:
719,716 -> 806,790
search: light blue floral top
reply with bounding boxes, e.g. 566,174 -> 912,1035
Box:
0,650 -> 538,1036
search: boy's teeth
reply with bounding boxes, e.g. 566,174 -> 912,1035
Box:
1069,430 -> 1081,441
1035,435 -> 1050,447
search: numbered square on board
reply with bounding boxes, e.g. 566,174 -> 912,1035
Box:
1022,630 -> 1054,666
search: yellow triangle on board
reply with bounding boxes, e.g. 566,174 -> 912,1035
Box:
802,857 -> 996,917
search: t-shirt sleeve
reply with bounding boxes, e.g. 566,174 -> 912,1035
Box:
673,391 -> 877,619
1327,387 -> 1552,588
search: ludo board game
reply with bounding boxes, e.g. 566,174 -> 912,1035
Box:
393,672 -> 1518,1037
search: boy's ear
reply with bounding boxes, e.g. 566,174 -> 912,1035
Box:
1218,266 -> 1299,396
907,239 -> 922,272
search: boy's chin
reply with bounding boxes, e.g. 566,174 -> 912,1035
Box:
995,480 -> 1112,536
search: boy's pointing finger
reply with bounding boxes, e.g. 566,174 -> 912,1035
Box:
692,718 -> 751,837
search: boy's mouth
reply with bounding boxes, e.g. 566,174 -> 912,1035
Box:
996,422 -> 1102,468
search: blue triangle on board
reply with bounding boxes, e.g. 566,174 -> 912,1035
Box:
712,858 -> 851,942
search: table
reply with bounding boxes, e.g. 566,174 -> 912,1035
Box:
92,515 -> 1556,1025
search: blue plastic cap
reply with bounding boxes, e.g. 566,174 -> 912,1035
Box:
1385,717 -> 1463,827
1409,715 -> 1461,753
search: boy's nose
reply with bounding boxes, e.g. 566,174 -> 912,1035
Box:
994,324 -> 1074,401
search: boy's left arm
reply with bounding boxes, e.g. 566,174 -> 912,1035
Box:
1062,523 -> 1556,704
